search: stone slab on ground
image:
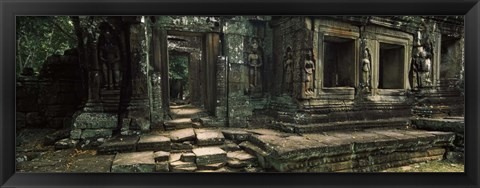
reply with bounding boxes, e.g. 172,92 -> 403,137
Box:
227,150 -> 257,168
73,113 -> 118,129
80,129 -> 113,140
197,162 -> 226,170
111,151 -> 155,172
97,135 -> 139,154
137,135 -> 171,151
68,154 -> 115,173
171,141 -> 194,151
245,128 -> 455,172
54,138 -> 78,150
170,128 -> 196,142
181,153 -> 196,162
170,160 -> 197,172
155,161 -> 170,172
165,118 -> 194,130
169,153 -> 182,163
412,117 -> 464,133
220,140 -> 242,151
192,147 -> 227,166
196,167 -> 230,172
195,129 -> 225,146
221,130 -> 250,142
154,151 -> 170,162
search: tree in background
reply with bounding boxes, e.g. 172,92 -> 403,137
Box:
16,16 -> 76,75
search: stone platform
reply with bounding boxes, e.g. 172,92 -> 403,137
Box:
276,118 -> 410,133
242,128 -> 454,172
96,126 -> 455,172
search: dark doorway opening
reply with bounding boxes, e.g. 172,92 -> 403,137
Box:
323,36 -> 356,88
379,43 -> 405,89
166,35 -> 202,107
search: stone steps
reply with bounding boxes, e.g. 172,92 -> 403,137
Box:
276,118 -> 410,133
164,118 -> 196,131
240,128 -> 455,172
164,104 -> 210,130
99,127 -> 455,172
100,128 -> 263,172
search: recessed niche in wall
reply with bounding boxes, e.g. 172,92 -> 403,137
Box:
440,35 -> 463,80
323,36 -> 355,88
379,42 -> 405,89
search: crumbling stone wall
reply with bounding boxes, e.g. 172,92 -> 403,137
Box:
16,49 -> 84,130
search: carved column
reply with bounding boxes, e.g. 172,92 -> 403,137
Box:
150,25 -> 164,128
83,35 -> 104,112
120,17 -> 151,134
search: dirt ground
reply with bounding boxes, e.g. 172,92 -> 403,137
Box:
15,128 -> 464,173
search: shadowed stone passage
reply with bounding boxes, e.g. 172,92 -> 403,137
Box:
164,104 -> 209,130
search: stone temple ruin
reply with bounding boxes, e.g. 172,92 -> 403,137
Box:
16,16 -> 464,172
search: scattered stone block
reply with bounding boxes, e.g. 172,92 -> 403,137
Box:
227,150 -> 257,168
220,140 -> 242,152
70,129 -> 82,140
195,130 -> 225,146
54,138 -> 78,150
180,153 -> 196,162
97,135 -> 139,155
155,161 -> 170,172
197,162 -> 226,170
137,135 -> 171,151
169,128 -> 196,142
80,129 -> 112,140
446,151 -> 464,163
171,141 -> 194,151
111,151 -> 155,172
73,113 -> 118,129
44,129 -> 71,146
170,161 -> 197,172
192,147 -> 227,166
154,151 -> 170,162
196,167 -> 229,172
169,153 -> 182,163
221,130 -> 250,142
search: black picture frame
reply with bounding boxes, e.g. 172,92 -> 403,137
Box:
1,0 -> 479,187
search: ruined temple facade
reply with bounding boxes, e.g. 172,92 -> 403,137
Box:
17,16 -> 464,148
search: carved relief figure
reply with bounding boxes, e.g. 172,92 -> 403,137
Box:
283,46 -> 294,93
98,22 -> 121,90
303,49 -> 315,95
247,38 -> 263,93
361,48 -> 372,92
412,30 -> 433,88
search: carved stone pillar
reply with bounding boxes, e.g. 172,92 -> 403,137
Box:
150,25 -> 164,128
83,36 -> 104,112
120,17 -> 151,134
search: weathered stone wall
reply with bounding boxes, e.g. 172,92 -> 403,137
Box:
223,17 -> 272,127
16,49 -> 84,130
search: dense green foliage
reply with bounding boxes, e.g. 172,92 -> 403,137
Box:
169,55 -> 189,81
16,16 -> 76,75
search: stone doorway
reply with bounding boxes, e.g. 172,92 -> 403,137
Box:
158,31 -> 221,119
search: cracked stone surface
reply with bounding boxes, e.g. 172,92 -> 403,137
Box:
195,129 -> 225,146
137,135 -> 171,151
111,151 -> 155,173
170,128 -> 196,142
